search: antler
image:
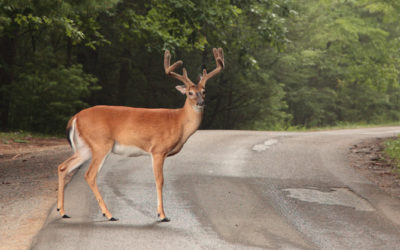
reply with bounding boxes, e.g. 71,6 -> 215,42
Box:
198,48 -> 225,88
164,50 -> 195,87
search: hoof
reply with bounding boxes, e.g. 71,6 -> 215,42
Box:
109,217 -> 119,221
62,214 -> 71,218
158,217 -> 170,222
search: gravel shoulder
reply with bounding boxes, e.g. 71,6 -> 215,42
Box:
0,139 -> 71,250
348,137 -> 400,198
0,136 -> 399,249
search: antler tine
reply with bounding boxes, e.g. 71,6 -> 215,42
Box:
164,50 -> 194,87
199,48 -> 225,88
218,48 -> 224,67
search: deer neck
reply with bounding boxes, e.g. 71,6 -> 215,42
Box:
180,98 -> 203,137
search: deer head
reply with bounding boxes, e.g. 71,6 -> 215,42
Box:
164,48 -> 225,111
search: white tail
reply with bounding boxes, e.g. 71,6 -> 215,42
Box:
57,48 -> 224,222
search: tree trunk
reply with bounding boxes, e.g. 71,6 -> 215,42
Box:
118,50 -> 131,105
66,37 -> 72,67
0,28 -> 18,130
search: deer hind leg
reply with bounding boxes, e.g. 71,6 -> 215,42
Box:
84,149 -> 117,221
57,152 -> 90,218
152,154 -> 170,222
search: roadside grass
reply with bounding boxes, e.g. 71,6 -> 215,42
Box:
384,136 -> 400,174
0,131 -> 62,144
284,121 -> 400,132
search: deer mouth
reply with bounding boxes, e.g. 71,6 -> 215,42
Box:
193,104 -> 205,112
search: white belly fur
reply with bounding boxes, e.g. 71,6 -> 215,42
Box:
112,142 -> 149,157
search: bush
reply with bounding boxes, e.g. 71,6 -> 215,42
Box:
8,52 -> 99,133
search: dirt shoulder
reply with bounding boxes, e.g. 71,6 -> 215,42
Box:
0,138 -> 71,250
0,136 -> 67,161
348,137 -> 400,197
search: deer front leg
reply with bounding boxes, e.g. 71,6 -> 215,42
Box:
152,154 -> 170,222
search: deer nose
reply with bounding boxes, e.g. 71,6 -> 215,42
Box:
196,93 -> 205,106
197,99 -> 205,106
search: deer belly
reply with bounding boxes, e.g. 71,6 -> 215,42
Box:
112,142 -> 149,157
167,143 -> 184,156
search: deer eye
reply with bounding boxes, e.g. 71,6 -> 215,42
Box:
188,91 -> 194,96
202,90 -> 206,95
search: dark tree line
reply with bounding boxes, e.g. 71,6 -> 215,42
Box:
1,0 -> 400,133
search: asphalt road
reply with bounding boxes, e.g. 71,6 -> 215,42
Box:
31,128 -> 400,249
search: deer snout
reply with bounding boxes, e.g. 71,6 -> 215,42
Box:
196,94 -> 205,106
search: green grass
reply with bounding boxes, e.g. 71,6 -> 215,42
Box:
0,130 -> 61,144
284,121 -> 400,132
384,136 -> 400,173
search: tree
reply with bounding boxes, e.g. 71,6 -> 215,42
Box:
0,0 -> 117,132
271,0 -> 400,127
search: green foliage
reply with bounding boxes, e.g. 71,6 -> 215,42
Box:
9,52 -> 98,132
384,136 -> 400,172
1,0 -> 400,133
0,0 -> 113,132
268,0 -> 400,129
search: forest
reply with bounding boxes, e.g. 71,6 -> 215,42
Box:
1,0 -> 400,133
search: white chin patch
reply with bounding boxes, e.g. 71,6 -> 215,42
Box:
192,105 -> 204,112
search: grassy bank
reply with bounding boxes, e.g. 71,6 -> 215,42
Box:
384,136 -> 400,174
0,131 -> 62,145
284,122 -> 400,132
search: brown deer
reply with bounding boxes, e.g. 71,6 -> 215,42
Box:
57,48 -> 224,222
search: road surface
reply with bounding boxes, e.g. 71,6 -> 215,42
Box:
31,128 -> 400,249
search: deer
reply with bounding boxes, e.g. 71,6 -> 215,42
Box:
56,48 -> 224,222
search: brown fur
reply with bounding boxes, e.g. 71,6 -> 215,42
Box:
57,49 -> 224,221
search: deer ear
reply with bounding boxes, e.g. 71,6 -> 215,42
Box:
175,85 -> 187,95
